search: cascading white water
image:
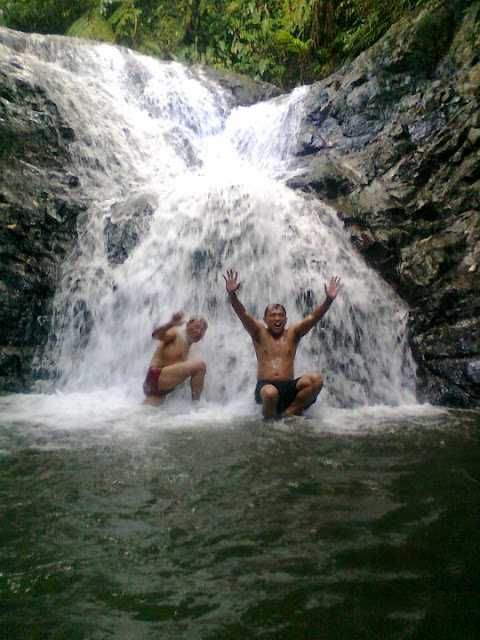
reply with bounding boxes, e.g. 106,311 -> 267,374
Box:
6,31 -> 417,410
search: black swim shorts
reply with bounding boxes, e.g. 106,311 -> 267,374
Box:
255,378 -> 316,415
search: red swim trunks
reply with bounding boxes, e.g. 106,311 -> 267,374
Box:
143,366 -> 170,397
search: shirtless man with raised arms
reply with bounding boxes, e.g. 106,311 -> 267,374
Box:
223,270 -> 343,418
143,311 -> 207,406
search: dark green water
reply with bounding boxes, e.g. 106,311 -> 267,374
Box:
1,406 -> 479,640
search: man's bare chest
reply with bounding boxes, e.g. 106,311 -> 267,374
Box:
256,332 -> 296,358
161,337 -> 188,363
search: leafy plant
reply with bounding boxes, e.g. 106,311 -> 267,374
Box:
67,9 -> 115,42
2,0 -> 476,88
66,0 -> 141,46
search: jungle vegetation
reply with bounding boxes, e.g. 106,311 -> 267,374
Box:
0,0 -> 475,88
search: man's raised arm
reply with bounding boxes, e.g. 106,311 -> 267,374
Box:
293,276 -> 343,338
223,270 -> 261,340
152,311 -> 184,342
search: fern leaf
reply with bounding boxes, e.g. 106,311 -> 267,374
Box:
67,11 -> 115,43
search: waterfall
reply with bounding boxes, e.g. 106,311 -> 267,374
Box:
9,31 -> 416,409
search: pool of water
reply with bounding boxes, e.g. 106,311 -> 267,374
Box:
0,397 -> 479,639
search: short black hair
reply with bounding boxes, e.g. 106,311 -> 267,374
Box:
263,303 -> 286,318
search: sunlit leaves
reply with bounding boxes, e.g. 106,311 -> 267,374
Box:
2,0 -> 474,88
67,10 -> 115,42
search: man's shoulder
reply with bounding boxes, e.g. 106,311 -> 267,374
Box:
287,322 -> 303,337
254,323 -> 270,338
163,326 -> 183,344
285,326 -> 301,342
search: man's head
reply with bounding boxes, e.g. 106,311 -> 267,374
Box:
263,303 -> 287,335
186,316 -> 208,343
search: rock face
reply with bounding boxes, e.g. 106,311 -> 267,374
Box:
0,47 -> 86,391
0,0 -> 479,407
192,64 -> 283,107
288,0 -> 480,407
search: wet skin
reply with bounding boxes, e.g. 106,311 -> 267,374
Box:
143,312 -> 207,406
224,270 -> 343,417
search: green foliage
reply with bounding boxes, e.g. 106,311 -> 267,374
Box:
2,0 -> 478,88
0,0 -> 94,34
67,9 -> 115,42
109,1 -> 141,45
275,31 -> 313,56
66,1 -> 142,46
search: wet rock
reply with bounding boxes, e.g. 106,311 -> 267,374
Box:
192,64 -> 283,107
0,34 -> 87,392
467,360 -> 480,384
104,194 -> 156,265
288,0 -> 480,407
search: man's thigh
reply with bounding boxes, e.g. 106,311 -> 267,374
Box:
157,361 -> 196,390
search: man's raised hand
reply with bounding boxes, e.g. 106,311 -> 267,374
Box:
324,276 -> 343,300
171,311 -> 185,326
223,269 -> 241,295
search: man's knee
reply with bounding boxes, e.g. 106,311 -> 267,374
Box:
311,373 -> 323,392
192,359 -> 206,375
300,373 -> 323,394
261,385 -> 279,405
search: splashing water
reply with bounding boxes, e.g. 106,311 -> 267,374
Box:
3,31 -> 417,413
3,37 -> 477,640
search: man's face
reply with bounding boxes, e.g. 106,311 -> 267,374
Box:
264,305 -> 287,335
186,318 -> 207,343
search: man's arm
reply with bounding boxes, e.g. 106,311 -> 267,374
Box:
223,270 -> 261,340
152,311 -> 184,342
293,276 -> 343,339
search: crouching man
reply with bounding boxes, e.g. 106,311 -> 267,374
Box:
224,270 -> 342,418
143,311 -> 207,406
